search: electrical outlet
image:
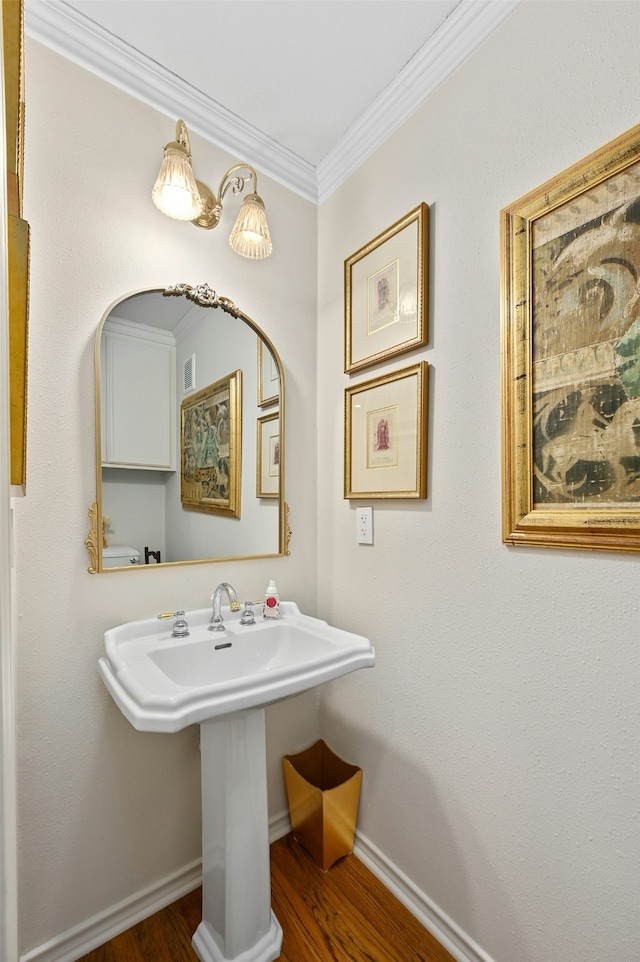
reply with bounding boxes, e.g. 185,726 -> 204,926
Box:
356,506 -> 373,545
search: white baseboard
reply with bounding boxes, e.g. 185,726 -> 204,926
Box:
20,859 -> 202,962
20,815 -> 494,962
269,809 -> 291,844
353,831 -> 497,962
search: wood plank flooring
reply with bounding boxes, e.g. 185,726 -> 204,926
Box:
77,834 -> 456,962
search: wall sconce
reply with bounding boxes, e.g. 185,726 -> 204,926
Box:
152,119 -> 273,260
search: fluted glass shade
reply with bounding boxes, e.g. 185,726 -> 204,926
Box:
228,193 -> 273,259
152,146 -> 202,221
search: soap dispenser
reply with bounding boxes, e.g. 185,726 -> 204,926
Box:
263,580 -> 280,619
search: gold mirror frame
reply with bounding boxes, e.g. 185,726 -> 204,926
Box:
85,283 -> 291,572
501,121 -> 640,552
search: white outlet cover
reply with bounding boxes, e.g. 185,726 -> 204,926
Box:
357,506 -> 373,545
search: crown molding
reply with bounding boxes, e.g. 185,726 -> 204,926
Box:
104,316 -> 176,347
316,0 -> 521,202
25,0 -> 520,206
173,303 -> 208,345
24,0 -> 318,201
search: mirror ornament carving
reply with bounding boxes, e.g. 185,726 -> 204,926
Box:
86,283 -> 290,572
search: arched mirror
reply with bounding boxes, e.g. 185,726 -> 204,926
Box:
85,283 -> 289,572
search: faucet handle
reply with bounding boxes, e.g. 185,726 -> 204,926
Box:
240,602 -> 256,626
157,610 -> 190,638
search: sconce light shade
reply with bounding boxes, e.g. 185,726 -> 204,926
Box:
229,193 -> 273,260
152,120 -> 273,259
152,145 -> 203,222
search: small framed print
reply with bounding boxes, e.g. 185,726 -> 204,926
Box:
345,203 -> 429,374
344,361 -> 428,499
258,339 -> 279,407
180,369 -> 242,518
257,411 -> 280,498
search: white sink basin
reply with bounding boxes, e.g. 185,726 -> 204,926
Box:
99,602 -> 375,732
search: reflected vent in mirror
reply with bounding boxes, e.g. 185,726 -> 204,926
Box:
183,354 -> 195,393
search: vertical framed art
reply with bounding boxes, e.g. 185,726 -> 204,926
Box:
344,203 -> 428,374
4,0 -> 30,486
257,411 -> 279,498
502,120 -> 640,552
180,369 -> 242,518
257,340 -> 279,407
344,361 -> 428,499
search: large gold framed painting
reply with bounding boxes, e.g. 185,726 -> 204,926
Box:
4,0 -> 30,486
501,122 -> 640,552
181,370 -> 242,518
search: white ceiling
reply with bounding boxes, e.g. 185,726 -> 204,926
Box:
24,0 -> 519,201
63,0 -> 461,168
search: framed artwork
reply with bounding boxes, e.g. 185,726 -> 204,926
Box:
4,0 -> 30,485
257,411 -> 279,498
258,339 -> 279,407
344,203 -> 428,374
344,361 -> 428,499
180,369 -> 242,518
502,120 -> 640,552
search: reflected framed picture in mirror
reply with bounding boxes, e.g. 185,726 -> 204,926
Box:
258,339 -> 279,406
181,369 -> 242,518
257,412 -> 279,498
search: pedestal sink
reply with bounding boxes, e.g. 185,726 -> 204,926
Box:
99,602 -> 375,962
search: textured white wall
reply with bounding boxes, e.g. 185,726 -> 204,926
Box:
317,3 -> 640,962
17,40 -> 318,955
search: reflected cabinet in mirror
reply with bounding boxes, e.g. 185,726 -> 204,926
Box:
85,283 -> 289,572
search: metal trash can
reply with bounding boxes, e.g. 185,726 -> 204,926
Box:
283,739 -> 362,871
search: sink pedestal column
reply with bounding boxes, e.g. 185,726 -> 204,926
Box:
192,709 -> 283,962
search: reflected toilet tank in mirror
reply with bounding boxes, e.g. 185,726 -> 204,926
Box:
87,284 -> 287,572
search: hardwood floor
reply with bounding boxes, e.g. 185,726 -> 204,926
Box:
77,834 -> 456,962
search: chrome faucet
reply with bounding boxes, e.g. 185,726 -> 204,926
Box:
209,582 -> 240,632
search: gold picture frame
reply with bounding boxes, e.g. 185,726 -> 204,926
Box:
180,370 -> 242,518
257,411 -> 279,498
501,120 -> 640,552
344,203 -> 428,374
344,361 -> 428,499
257,339 -> 279,407
4,0 -> 30,486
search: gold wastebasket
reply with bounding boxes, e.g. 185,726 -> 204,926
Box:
283,739 -> 362,871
